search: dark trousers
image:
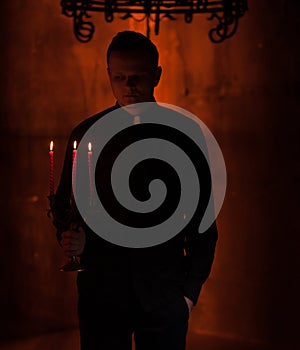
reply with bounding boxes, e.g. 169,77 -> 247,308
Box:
77,274 -> 190,350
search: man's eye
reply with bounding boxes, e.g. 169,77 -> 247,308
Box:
113,75 -> 124,81
131,75 -> 143,81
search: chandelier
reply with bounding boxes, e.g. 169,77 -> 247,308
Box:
60,0 -> 248,43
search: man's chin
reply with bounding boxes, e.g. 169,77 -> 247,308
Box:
122,96 -> 142,105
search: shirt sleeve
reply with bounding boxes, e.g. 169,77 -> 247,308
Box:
183,221 -> 218,305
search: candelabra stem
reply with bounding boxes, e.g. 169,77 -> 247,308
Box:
59,255 -> 86,272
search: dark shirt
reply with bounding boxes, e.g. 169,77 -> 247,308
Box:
52,102 -> 218,306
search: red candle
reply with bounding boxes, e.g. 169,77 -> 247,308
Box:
72,141 -> 77,195
49,141 -> 54,195
88,142 -> 93,205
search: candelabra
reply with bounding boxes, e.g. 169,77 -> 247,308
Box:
48,194 -> 86,272
60,0 -> 248,43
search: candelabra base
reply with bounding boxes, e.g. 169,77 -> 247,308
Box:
59,256 -> 86,272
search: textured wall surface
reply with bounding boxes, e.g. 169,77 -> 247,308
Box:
0,0 -> 299,348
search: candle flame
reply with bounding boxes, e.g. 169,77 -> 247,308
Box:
73,141 -> 77,150
50,141 -> 54,151
88,142 -> 92,152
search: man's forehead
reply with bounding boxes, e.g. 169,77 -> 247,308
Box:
108,50 -> 155,70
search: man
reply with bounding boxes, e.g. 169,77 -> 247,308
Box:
52,31 -> 218,350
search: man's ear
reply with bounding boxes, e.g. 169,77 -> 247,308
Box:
154,66 -> 162,87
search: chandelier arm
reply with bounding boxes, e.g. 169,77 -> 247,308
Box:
60,0 -> 248,43
155,0 -> 161,35
146,14 -> 150,38
208,0 -> 246,43
184,0 -> 193,24
104,0 -> 116,22
73,10 -> 95,43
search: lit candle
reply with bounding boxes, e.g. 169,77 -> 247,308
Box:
72,141 -> 77,195
49,141 -> 54,195
88,142 -> 93,206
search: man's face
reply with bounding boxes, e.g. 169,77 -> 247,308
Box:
108,50 -> 162,106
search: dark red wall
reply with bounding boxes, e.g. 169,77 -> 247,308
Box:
0,0 -> 299,347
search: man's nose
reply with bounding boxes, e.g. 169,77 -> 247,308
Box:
125,76 -> 137,87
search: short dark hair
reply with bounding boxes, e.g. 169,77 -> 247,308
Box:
106,31 -> 159,68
